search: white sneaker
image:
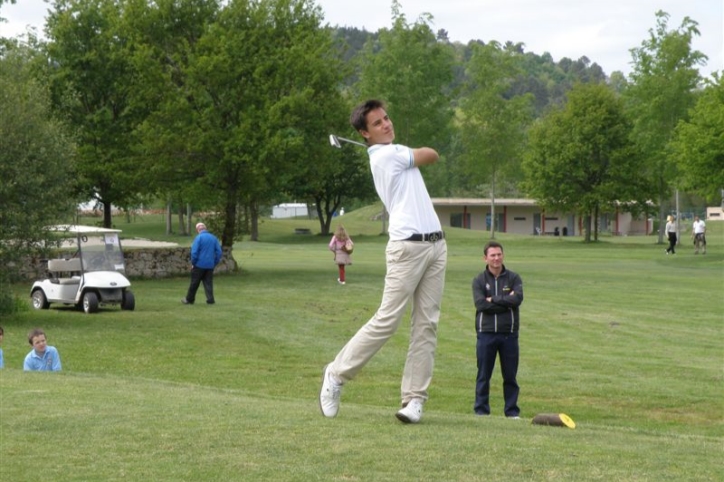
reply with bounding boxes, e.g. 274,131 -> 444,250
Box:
396,398 -> 424,424
337,278 -> 345,285
319,364 -> 342,418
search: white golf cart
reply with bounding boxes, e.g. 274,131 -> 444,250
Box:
30,225 -> 135,314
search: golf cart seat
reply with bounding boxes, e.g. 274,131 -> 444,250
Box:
48,258 -> 82,284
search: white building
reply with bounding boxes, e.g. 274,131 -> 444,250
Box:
432,198 -> 652,236
271,203 -> 309,219
706,206 -> 723,221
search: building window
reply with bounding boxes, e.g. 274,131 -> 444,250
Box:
486,213 -> 505,231
513,217 -> 526,221
451,213 -> 471,229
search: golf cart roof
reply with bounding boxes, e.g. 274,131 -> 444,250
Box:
47,224 -> 122,234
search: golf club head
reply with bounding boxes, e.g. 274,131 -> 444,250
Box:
329,134 -> 342,149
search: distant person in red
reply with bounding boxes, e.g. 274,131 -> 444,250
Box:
328,225 -> 353,285
182,223 -> 222,305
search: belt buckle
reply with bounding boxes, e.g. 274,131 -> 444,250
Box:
428,232 -> 441,242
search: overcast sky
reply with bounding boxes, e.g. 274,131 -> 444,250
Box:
1,0 -> 721,77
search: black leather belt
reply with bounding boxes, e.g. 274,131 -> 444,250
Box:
405,231 -> 445,242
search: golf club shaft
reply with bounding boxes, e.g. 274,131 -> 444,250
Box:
337,136 -> 367,148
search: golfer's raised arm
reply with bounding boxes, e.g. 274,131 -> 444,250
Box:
412,147 -> 439,167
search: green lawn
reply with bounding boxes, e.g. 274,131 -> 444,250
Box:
1,209 -> 722,481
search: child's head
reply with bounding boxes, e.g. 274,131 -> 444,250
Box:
334,225 -> 348,240
28,328 -> 47,354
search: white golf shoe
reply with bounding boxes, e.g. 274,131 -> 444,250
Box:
319,364 -> 342,418
395,398 -> 424,424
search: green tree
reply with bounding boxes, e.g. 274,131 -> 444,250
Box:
129,0 -> 351,243
0,43 -> 76,313
625,10 -> 707,243
670,74 -> 724,204
120,0 -> 221,236
459,41 -> 533,238
523,83 -> 648,242
355,0 -> 455,196
287,96 -> 377,236
45,0 -> 147,228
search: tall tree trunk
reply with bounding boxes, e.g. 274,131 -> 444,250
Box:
177,205 -> 186,236
186,203 -> 196,233
314,199 -> 331,235
656,170 -> 668,244
186,203 -> 192,236
594,204 -> 599,241
584,214 -> 592,242
221,199 -> 236,247
250,200 -> 259,242
103,201 -> 112,228
165,201 -> 172,235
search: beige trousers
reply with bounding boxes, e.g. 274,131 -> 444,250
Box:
329,239 -> 447,405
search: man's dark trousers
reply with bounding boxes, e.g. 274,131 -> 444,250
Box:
186,267 -> 215,304
474,332 -> 520,416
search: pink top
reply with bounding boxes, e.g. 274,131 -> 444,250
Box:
328,235 -> 349,251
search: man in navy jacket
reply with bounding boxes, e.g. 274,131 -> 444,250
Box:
183,222 -> 222,305
472,241 -> 524,418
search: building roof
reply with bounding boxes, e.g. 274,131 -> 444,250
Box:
431,198 -> 538,207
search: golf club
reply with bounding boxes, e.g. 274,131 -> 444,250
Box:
329,134 -> 367,149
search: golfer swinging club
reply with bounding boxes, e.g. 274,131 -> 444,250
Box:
319,99 -> 447,423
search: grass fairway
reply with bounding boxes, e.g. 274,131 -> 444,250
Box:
2,208 -> 722,481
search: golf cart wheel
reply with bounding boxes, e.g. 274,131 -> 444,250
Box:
83,292 -> 99,314
31,290 -> 50,310
121,290 -> 135,311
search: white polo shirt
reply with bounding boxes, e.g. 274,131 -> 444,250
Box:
368,144 -> 442,241
693,219 -> 706,234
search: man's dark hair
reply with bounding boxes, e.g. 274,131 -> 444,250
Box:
483,241 -> 504,256
350,99 -> 386,132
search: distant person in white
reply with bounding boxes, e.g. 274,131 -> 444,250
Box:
692,215 -> 706,255
319,99 -> 447,424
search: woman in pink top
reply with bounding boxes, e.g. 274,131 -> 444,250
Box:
328,225 -> 353,285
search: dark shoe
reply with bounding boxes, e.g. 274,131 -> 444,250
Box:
206,300 -> 215,305
182,298 -> 193,305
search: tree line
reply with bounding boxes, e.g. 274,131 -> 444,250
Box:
1,0 -> 722,309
